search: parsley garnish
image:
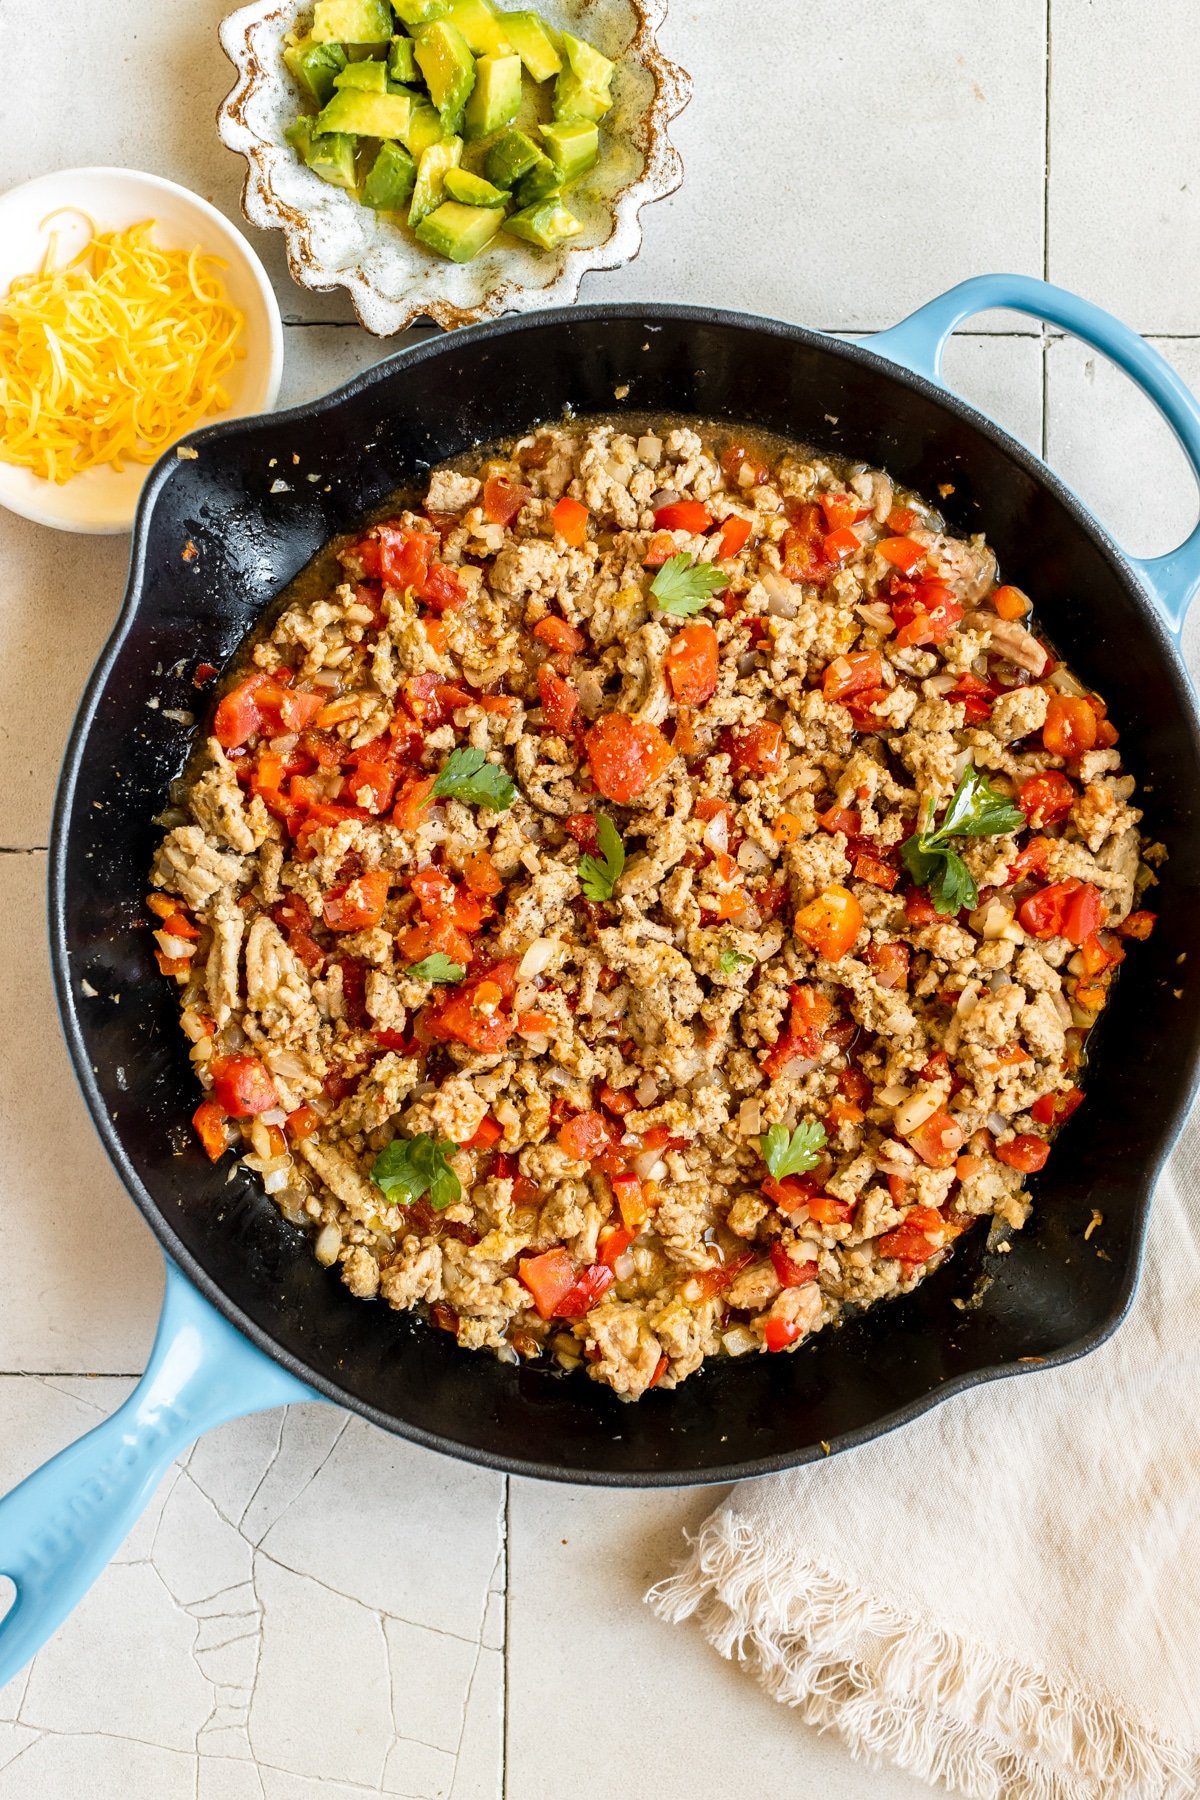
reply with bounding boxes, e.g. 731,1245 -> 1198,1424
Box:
432,746 -> 515,812
649,553 -> 729,617
761,1120 -> 828,1179
718,947 -> 753,974
577,814 -> 625,902
407,954 -> 465,983
370,1133 -> 461,1211
900,763 -> 1025,916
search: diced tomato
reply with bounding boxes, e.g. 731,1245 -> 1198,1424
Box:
781,503 -> 831,585
665,622 -> 720,706
854,853 -> 898,891
159,909 -> 200,941
209,1054 -> 279,1118
519,1247 -> 578,1319
887,1173 -> 909,1204
563,811 -> 601,856
343,758 -> 399,817
1117,909 -> 1156,940
462,1113 -> 503,1151
558,1110 -> 615,1162
1018,878 -> 1104,945
598,1224 -> 635,1269
823,649 -> 883,704
886,504 -> 919,534
1018,772 -> 1075,827
840,1068 -> 873,1108
285,1104 -> 320,1142
817,804 -> 860,836
904,887 -> 940,926
193,661 -> 218,687
995,1133 -> 1050,1173
461,849 -> 503,897
992,583 -> 1031,621
793,885 -> 864,961
421,961 -> 517,1054
552,496 -> 589,546
689,1249 -> 755,1300
392,774 -> 436,829
730,720 -> 785,778
877,536 -> 926,576
421,563 -> 467,614
323,868 -> 390,932
1030,1088 -> 1084,1128
908,1110 -> 966,1169
805,1194 -> 854,1224
278,688 -> 324,733
1043,693 -> 1098,760
763,1314 -> 802,1352
949,670 -> 999,724
890,578 -> 963,648
716,515 -> 752,560
921,1049 -> 950,1081
611,1169 -> 648,1231
877,1226 -> 938,1263
643,530 -> 679,567
483,477 -> 531,526
1005,836 -> 1052,885
532,614 -> 586,659
554,1262 -> 616,1319
823,526 -> 862,566
192,1099 -> 229,1161
1080,929 -> 1124,976
720,442 -> 769,488
763,983 -> 835,1078
377,525 -> 432,594
214,673 -> 272,750
586,713 -> 674,802
654,499 -> 712,533
844,687 -> 894,733
819,491 -> 870,531
770,1242 -> 819,1287
313,694 -> 361,729
865,940 -> 910,988
598,1082 -> 637,1117
538,664 -> 580,734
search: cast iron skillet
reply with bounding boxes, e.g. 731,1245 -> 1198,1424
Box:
3,276 -> 1200,1684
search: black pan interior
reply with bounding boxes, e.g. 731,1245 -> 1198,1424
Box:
51,306 -> 1200,1483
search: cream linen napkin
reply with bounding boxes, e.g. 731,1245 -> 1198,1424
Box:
650,1108 -> 1200,1800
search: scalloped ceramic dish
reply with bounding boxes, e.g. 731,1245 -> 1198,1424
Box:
217,0 -> 691,333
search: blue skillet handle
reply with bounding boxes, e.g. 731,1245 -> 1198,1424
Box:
872,273 -> 1200,642
0,1258 -> 320,1691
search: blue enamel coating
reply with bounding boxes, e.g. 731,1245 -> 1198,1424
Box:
0,1258 -> 319,1692
872,273 -> 1200,642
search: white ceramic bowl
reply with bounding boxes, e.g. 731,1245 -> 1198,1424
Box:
0,167 -> 284,535
218,0 -> 691,335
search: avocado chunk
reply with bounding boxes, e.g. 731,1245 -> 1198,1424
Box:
315,86 -> 415,137
415,199 -> 504,261
504,197 -> 583,251
540,118 -> 598,185
503,11 -> 562,82
398,99 -> 448,157
361,141 -> 418,209
484,127 -> 542,190
387,35 -> 418,83
310,0 -> 392,45
287,119 -> 359,191
552,69 -> 612,123
283,37 -> 348,107
560,31 -> 615,93
463,53 -> 522,141
413,20 -> 476,133
444,166 -> 508,207
409,135 -> 463,224
334,58 -> 388,91
393,0 -> 449,21
445,0 -> 513,57
513,151 -> 560,208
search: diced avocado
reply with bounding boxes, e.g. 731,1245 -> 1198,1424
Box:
560,30 -> 614,93
504,196 -> 583,251
513,151 -> 559,207
413,20 -> 476,133
414,199 -> 504,261
408,135 -> 463,223
503,11 -> 562,82
484,127 -> 542,189
552,69 -> 611,123
283,37 -> 348,107
445,0 -> 512,57
387,35 -> 418,82
334,58 -> 388,90
399,99 -> 448,156
315,86 -> 415,136
361,140 -> 418,209
286,119 -> 359,190
444,166 -> 508,206
539,118 -> 598,185
463,52 -> 522,140
310,0 -> 392,45
392,0 -> 450,21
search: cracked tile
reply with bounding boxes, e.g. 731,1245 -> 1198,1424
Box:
0,1732 -> 196,1797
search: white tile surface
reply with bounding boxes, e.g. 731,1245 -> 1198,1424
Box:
3,2 -> 1200,1795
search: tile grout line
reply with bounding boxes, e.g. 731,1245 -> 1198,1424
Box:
501,1474 -> 511,1800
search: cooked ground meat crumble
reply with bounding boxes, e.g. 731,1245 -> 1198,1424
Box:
149,421 -> 1158,1399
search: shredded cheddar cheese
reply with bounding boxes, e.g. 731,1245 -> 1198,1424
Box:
0,215 -> 245,484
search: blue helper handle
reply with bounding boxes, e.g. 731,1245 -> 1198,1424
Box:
0,1258 -> 320,1692
871,273 -> 1200,642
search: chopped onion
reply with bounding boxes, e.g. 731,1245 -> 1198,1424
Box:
760,571 -> 799,617
313,669 -> 341,689
856,601 -> 895,633
266,1049 -> 309,1080
701,812 -> 729,853
987,1111 -> 1010,1136
268,734 -> 299,755
1050,988 -> 1073,1026
612,1251 -> 636,1281
926,672 -> 959,695
1046,665 -> 1087,696
632,1149 -> 668,1182
894,1089 -> 941,1136
738,1097 -> 763,1136
780,1054 -> 819,1079
651,487 -> 680,508
636,1075 -> 660,1107
262,1166 -> 290,1195
314,1223 -> 342,1266
260,1107 -> 287,1127
737,840 -> 770,872
878,1082 -> 908,1106
518,937 -> 557,979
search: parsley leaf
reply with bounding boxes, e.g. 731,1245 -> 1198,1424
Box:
407,953 -> 465,984
761,1120 -> 828,1180
649,553 -> 729,617
901,763 -> 1025,916
718,947 -> 753,974
577,814 -> 625,902
432,746 -> 515,812
370,1133 -> 462,1212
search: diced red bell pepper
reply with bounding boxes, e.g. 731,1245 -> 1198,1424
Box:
392,774 -> 436,829
462,1113 -> 503,1151
552,496 -> 589,547
532,614 -> 586,660
554,1262 -> 616,1318
763,1314 -> 802,1352
780,503 -> 831,585
323,868 -> 390,932
877,1225 -> 938,1263
654,499 -> 713,533
854,852 -> 898,890
890,578 -> 963,648
877,536 -> 926,576
822,525 -> 862,566
995,1133 -> 1051,1173
716,515 -> 752,560
1030,1088 -> 1084,1128
908,1110 -> 965,1170
376,525 -> 433,593
818,491 -> 870,531
1117,909 -> 1156,940
285,1104 -> 320,1142
823,649 -> 883,703
519,1248 -> 577,1319
1043,694 -> 1098,760
538,664 -> 580,734
865,940 -> 910,988
792,885 -> 865,961
763,983 -> 835,1079
563,811 -> 600,855
730,720 -> 785,777
193,1099 -> 229,1161
208,1054 -> 279,1118
598,1224 -> 635,1269
421,960 -> 517,1054
214,672 -> 272,750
